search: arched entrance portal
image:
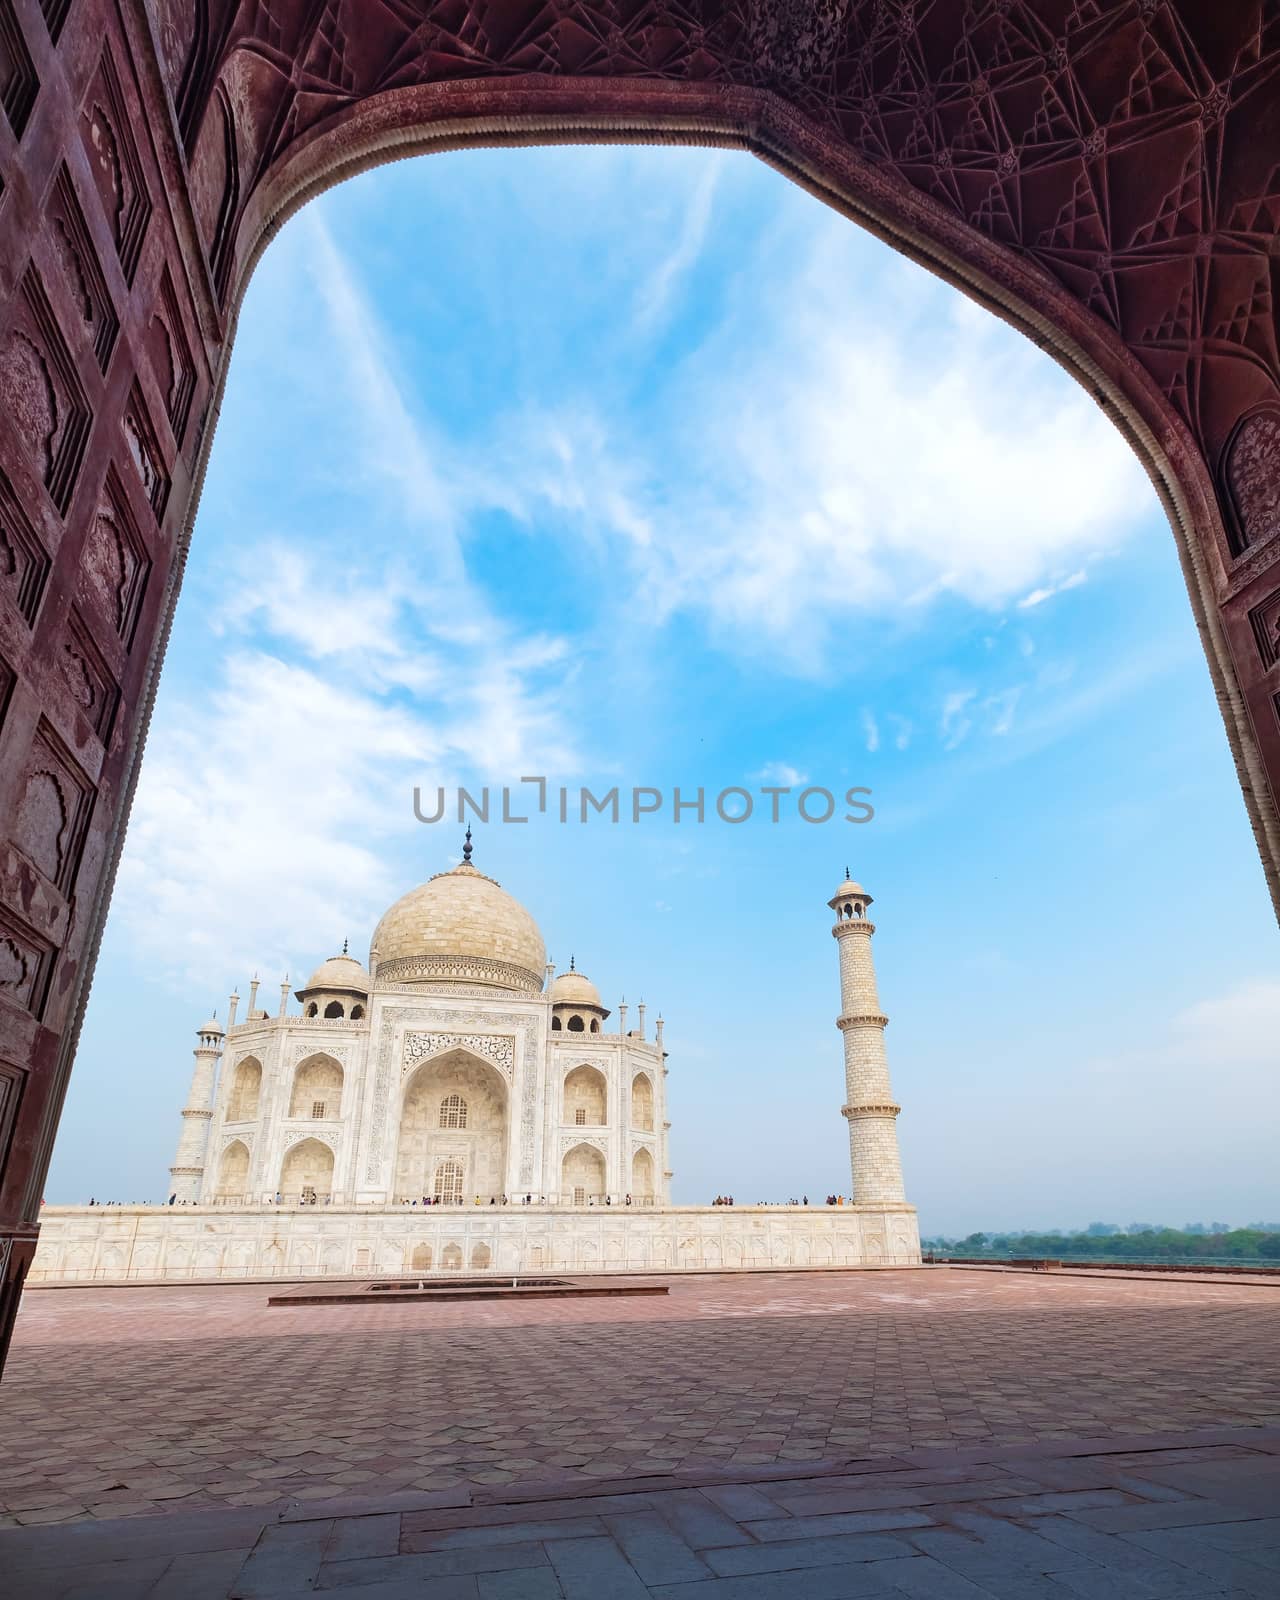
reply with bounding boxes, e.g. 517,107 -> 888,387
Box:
394,1049 -> 509,1204
562,1143 -> 607,1206
0,3 -> 1278,1366
214,1140 -> 250,1203
278,1139 -> 334,1205
288,1054 -> 343,1121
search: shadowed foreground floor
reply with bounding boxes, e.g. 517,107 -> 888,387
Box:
1,1268 -> 1278,1595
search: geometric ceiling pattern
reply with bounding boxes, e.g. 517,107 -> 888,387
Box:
178,0 -> 1280,552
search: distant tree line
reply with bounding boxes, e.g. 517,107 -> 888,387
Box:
921,1223 -> 1280,1261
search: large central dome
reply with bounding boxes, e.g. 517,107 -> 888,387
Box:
370,857 -> 546,994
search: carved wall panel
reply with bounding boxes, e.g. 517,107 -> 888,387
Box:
78,466 -> 148,645
49,166 -> 118,375
122,382 -> 169,520
13,721 -> 94,896
1223,406 -> 1280,558
191,84 -> 238,300
58,607 -> 117,743
37,0 -> 73,47
0,0 -> 37,139
0,903 -> 56,1018
79,43 -> 151,282
1250,593 -> 1280,675
148,267 -> 195,444
0,468 -> 49,624
0,1060 -> 22,1179
1,269 -> 92,515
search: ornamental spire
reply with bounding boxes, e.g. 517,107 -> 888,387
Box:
462,825 -> 473,864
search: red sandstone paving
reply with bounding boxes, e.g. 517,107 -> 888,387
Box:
0,1268 -> 1276,1526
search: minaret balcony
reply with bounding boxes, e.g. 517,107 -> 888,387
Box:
836,1013 -> 888,1029
841,1102 -> 901,1119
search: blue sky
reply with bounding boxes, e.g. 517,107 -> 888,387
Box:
48,146 -> 1278,1231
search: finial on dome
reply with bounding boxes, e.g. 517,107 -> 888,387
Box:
845,866 -> 850,881
569,954 -> 575,971
463,826 -> 473,864
342,938 -> 348,956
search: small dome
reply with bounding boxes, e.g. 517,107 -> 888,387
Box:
298,952 -> 372,997
371,858 -> 546,993
196,1014 -> 224,1037
551,968 -> 604,1009
828,873 -> 873,912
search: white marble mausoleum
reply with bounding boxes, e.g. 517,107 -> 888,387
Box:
30,846 -> 921,1282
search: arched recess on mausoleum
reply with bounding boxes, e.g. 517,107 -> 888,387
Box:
226,1057 -> 261,1123
279,1138 -> 334,1202
288,1053 -> 343,1120
562,1142 -> 606,1205
631,1147 -> 655,1204
564,1065 -> 607,1127
394,1048 -> 508,1203
215,1139 -> 250,1201
631,1074 -> 654,1132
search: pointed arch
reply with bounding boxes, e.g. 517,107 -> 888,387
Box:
563,1064 -> 607,1125
279,1137 -> 334,1202
289,1053 -> 343,1119
394,1046 -> 508,1203
215,1139 -> 249,1200
226,1056 -> 261,1122
631,1146 -> 655,1204
631,1072 -> 654,1131
561,1141 -> 606,1205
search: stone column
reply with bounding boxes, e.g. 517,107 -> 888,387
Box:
829,877 -> 906,1204
169,1018 -> 224,1202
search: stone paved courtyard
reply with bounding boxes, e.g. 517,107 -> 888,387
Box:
2,1267 -> 1280,1596
1,1268 -> 1277,1527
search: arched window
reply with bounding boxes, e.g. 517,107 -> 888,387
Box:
306,1002 -> 318,1017
568,1014 -> 584,1032
351,1004 -> 364,1019
439,1093 -> 468,1129
289,1054 -> 343,1120
563,1065 -> 607,1125
279,1137 -> 335,1204
442,1242 -> 463,1269
215,1140 -> 250,1200
227,1057 -> 262,1122
632,1074 -> 654,1132
551,1016 -> 562,1031
410,1243 -> 432,1270
433,1158 -> 464,1205
323,1000 -> 344,1018
471,1242 -> 491,1269
590,1018 -> 600,1033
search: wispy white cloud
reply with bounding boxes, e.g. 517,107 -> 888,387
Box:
888,715 -> 913,751
633,155 -> 723,333
484,212 -> 1154,672
861,710 -> 880,753
753,761 -> 808,787
940,690 -> 976,751
1017,570 -> 1088,610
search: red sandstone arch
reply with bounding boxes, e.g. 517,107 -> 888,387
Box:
0,1 -> 1278,1369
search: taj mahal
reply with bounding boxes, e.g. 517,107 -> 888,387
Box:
29,842 -> 920,1282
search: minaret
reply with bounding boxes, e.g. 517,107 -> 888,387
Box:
829,871 -> 906,1204
169,1013 -> 224,1202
